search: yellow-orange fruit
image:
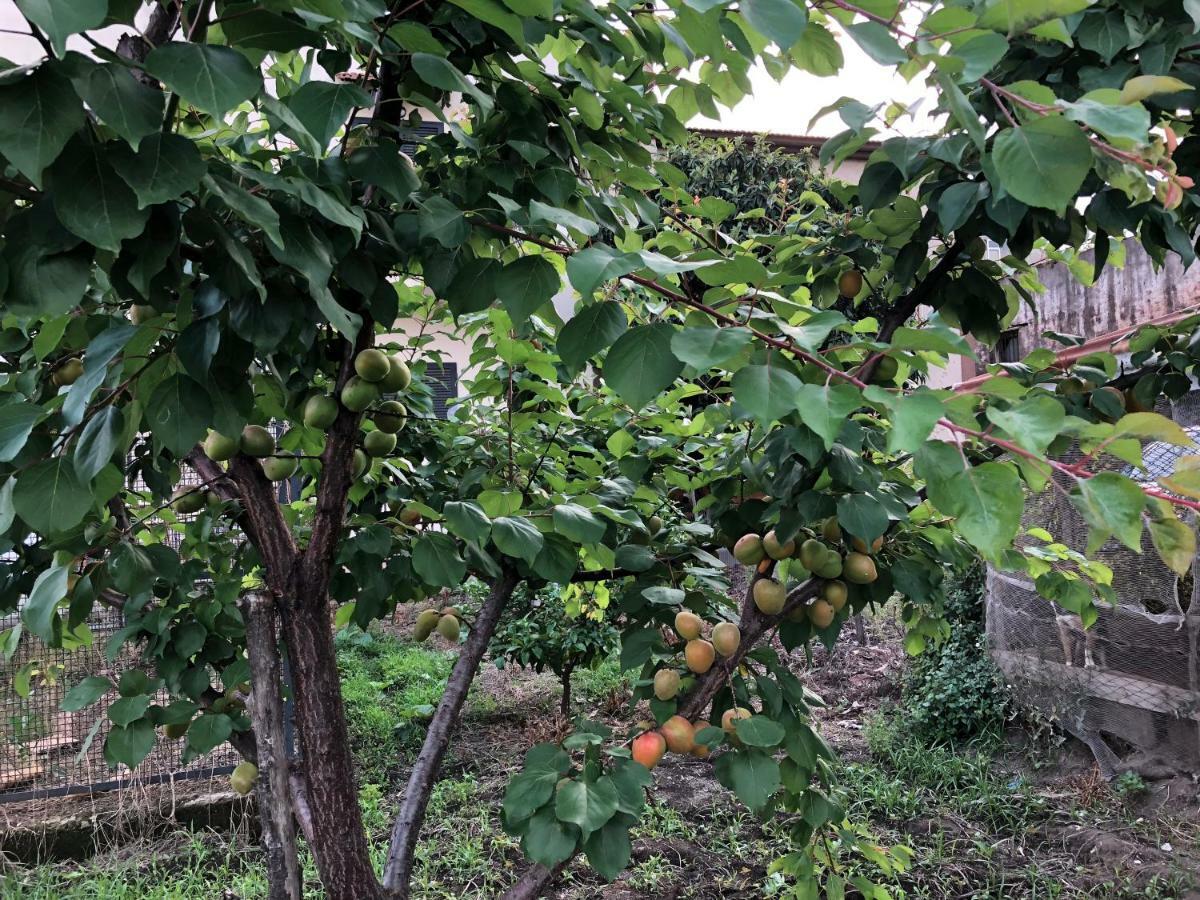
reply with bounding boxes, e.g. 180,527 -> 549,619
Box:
721,706 -> 752,734
851,535 -> 884,554
689,739 -> 711,759
661,715 -> 695,754
753,578 -> 786,615
733,533 -> 765,565
632,731 -> 666,769
809,599 -> 835,629
674,610 -> 703,641
653,669 -> 680,701
685,639 -> 715,674
799,538 -> 826,570
844,552 -> 878,584
838,269 -> 863,298
823,579 -> 849,611
821,517 -> 842,542
762,530 -> 795,560
711,622 -> 740,657
786,602 -> 808,623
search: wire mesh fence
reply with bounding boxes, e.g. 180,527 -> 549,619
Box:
986,393 -> 1200,775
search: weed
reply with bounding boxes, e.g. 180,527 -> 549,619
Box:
1112,770 -> 1147,800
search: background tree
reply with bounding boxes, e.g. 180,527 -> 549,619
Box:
1,1 -> 1199,899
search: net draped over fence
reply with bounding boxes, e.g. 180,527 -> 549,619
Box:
986,393 -> 1200,776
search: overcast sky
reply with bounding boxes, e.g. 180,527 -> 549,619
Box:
0,1 -> 932,139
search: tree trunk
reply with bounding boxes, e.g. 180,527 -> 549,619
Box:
559,666 -> 573,722
280,600 -> 384,900
240,592 -> 303,900
854,613 -> 867,647
382,568 -> 520,896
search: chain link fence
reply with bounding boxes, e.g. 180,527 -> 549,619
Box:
986,394 -> 1200,777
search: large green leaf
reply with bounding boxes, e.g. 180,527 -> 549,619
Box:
992,117 -> 1093,213
61,675 -> 113,712
603,324 -> 684,410
1148,507 -> 1196,576
566,244 -> 642,296
145,374 -> 212,457
794,383 -> 861,447
875,386 -> 944,454
521,806 -> 580,868
582,814 -> 634,881
104,719 -> 155,769
732,364 -> 802,423
714,749 -> 781,812
413,532 -> 467,587
75,62 -> 164,149
0,63 -> 84,186
110,133 -> 205,208
185,712 -> 233,755
417,196 -> 468,247
503,767 -> 558,823
284,81 -> 372,148
739,0 -> 807,49
410,53 -> 493,114
836,493 -> 889,543
670,326 -> 753,370
555,778 -> 619,836
49,139 -> 149,251
222,9 -> 320,50
978,0 -> 1093,34
144,43 -> 262,117
22,563 -> 68,643
13,457 -> 92,535
443,501 -> 492,544
14,0 -> 107,55
73,406 -> 123,481
553,504 -> 607,544
1071,472 -> 1145,552
558,302 -> 628,372
495,255 -> 559,325
985,395 -> 1066,455
0,403 -> 43,462
733,715 -> 787,748
916,444 -> 1022,559
492,516 -> 545,564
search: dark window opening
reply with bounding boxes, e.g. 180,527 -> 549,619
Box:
426,362 -> 459,419
995,329 -> 1021,364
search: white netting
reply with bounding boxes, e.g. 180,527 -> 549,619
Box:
986,393 -> 1200,776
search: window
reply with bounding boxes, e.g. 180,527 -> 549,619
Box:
425,363 -> 459,419
995,329 -> 1021,363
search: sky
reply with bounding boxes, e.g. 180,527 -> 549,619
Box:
0,1 -> 931,139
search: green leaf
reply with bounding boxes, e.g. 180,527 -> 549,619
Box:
104,719 -> 155,769
529,199 -> 599,237
992,117 -> 1093,214
107,695 -> 151,727
503,767 -> 559,823
74,406 -> 123,481
977,0 -> 1092,34
566,245 -> 642,296
714,749 -> 781,812
1071,472 -> 1145,552
880,387 -> 944,454
555,778 -> 619,836
694,254 -> 769,287
836,494 -> 889,543
781,310 -> 848,352
347,144 -> 420,203
937,71 -> 985,150
916,444 -> 1022,559
222,9 -> 320,51
14,0 -> 107,54
792,21 -> 843,76
495,255 -> 559,325
521,806 -> 580,868
49,139 -> 149,252
205,173 -> 283,246
1063,96 -> 1149,144
110,133 -> 205,208
604,324 -> 684,410
410,53 -> 493,115
75,63 -> 164,149
285,81 -> 372,149
1112,412 -> 1194,447
492,516 -> 545,564
732,364 -> 803,423
795,383 -> 861,447
443,501 -> 492,544
61,675 -> 112,711
413,532 -> 467,587
145,374 -> 212,457
478,490 -> 522,517
13,458 -> 92,535
740,0 -> 807,50
671,326 -> 753,370
985,395 -> 1066,455
582,814 -> 633,881
0,478 -> 13,534
144,43 -> 261,117
62,322 -> 135,426
558,302 -> 628,372
952,31 -> 1008,82
0,63 -> 83,186
1148,510 -> 1196,576
22,563 -> 68,643
185,712 -> 233,755
1119,75 -> 1192,105
417,196 -> 468,247
937,182 -> 984,233
733,715 -> 787,747
0,403 -> 43,462
553,504 -> 607,544
533,533 -> 578,583
846,21 -> 907,65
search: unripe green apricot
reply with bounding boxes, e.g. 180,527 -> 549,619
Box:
261,455 -> 298,481
733,534 -> 765,565
303,394 -> 338,429
341,377 -> 379,412
363,430 -> 397,457
379,355 -> 412,392
373,400 -> 407,434
204,430 -> 240,462
240,425 -> 275,458
354,348 -> 392,382
230,762 -> 257,795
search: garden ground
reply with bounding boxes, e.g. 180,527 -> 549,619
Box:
2,606 -> 1200,899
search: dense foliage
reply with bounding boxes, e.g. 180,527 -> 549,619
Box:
1,0 -> 1199,898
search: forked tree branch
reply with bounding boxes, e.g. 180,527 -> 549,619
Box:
384,566 -> 521,895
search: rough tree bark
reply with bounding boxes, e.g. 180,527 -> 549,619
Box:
559,664 -> 574,722
240,591 -> 303,900
382,567 -> 521,895
500,563 -> 818,899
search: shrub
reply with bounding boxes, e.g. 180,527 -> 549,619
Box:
901,561 -> 1009,745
